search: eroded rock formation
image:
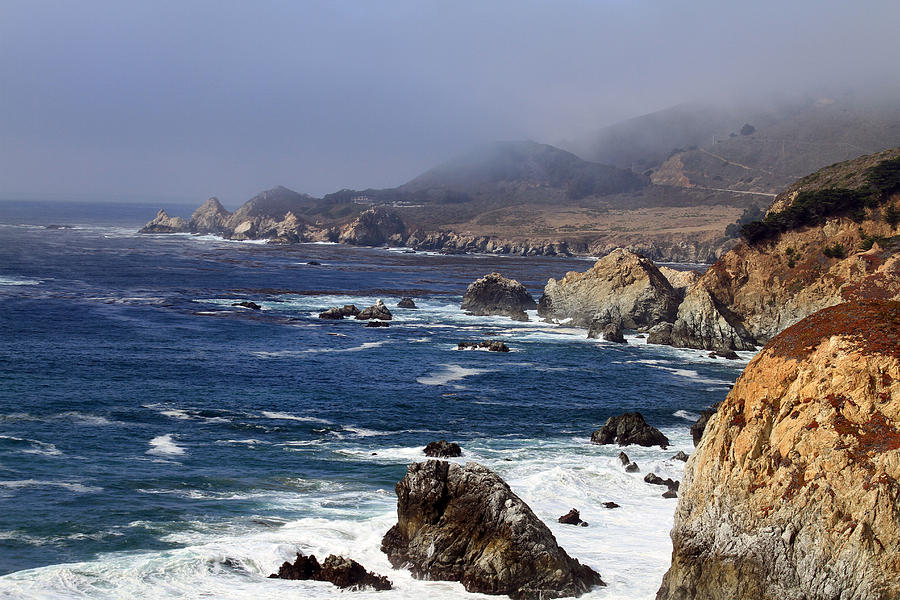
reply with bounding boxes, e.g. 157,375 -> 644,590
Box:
270,552 -> 392,591
591,412 -> 670,448
381,460 -> 603,599
138,209 -> 189,234
460,273 -> 537,321
657,300 -> 900,600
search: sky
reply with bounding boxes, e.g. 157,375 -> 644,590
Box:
1,0 -> 898,205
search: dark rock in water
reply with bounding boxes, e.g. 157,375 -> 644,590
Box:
340,304 -> 360,317
458,340 -> 510,352
709,349 -> 740,360
646,322 -> 674,346
634,333 -> 646,339
366,321 -> 389,327
690,404 -> 720,446
644,473 -> 679,491
306,261 -> 321,266
460,273 -> 537,322
662,489 -> 678,499
423,440 -> 462,457
397,297 -> 417,309
617,451 -> 630,466
318,307 -> 345,320
45,224 -> 74,230
558,509 -> 587,526
591,412 -> 670,448
625,462 -> 640,473
356,299 -> 392,321
232,301 -> 261,310
269,552 -> 392,591
588,320 -> 626,343
602,502 -> 620,509
672,451 -> 689,462
381,460 -> 604,599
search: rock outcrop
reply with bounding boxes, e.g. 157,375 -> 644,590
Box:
397,297 -> 417,308
339,206 -> 407,246
356,300 -> 392,321
591,412 -> 670,448
538,248 -> 679,328
381,460 -> 603,599
460,273 -> 537,322
138,209 -> 189,234
588,321 -> 626,343
558,509 -> 588,527
457,340 -> 510,352
423,440 -> 462,457
668,284 -> 757,351
270,552 -> 392,591
189,197 -> 231,235
657,300 -> 900,600
689,404 -> 719,446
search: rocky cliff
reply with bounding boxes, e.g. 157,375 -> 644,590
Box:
138,209 -> 189,234
657,300 -> 900,600
538,248 -> 679,328
667,149 -> 900,350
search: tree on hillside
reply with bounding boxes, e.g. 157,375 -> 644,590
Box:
740,124 -> 756,136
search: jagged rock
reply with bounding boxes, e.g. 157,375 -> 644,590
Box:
457,340 -> 510,352
587,321 -> 626,343
602,502 -> 620,509
625,462 -> 640,473
424,440 -> 462,457
538,248 -> 679,329
340,305 -> 359,317
318,307 -> 345,320
690,404 -> 719,446
670,285 -> 757,352
365,321 -> 389,327
646,322 -> 674,345
662,490 -> 678,499
138,209 -> 190,234
644,473 -> 679,491
657,300 -> 900,600
356,299 -> 392,321
339,207 -> 406,246
381,460 -> 604,599
617,451 -> 630,466
708,350 -> 740,359
398,297 -> 417,308
591,412 -> 670,448
232,301 -> 261,310
307,260 -> 321,266
558,509 -> 587,527
269,552 -> 392,591
189,197 -> 231,235
672,451 -> 689,462
658,266 -> 701,295
460,273 -> 537,322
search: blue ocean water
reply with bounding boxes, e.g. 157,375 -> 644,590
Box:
0,201 -> 750,599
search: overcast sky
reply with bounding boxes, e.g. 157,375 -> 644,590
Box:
1,0 -> 898,204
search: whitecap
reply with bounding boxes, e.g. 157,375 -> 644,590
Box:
147,434 -> 185,456
673,410 -> 701,421
416,364 -> 495,386
0,275 -> 42,286
0,435 -> 62,456
252,341 -> 387,358
261,411 -> 332,424
0,479 -> 101,493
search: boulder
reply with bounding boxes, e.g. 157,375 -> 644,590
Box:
657,300 -> 900,600
669,284 -> 757,352
398,297 -> 417,308
591,412 -> 670,448
602,502 -> 620,509
424,440 -> 462,458
538,249 -> 679,329
558,509 -> 587,527
672,451 -> 689,462
590,322 -> 626,343
232,301 -> 261,310
690,404 -> 719,446
318,307 -> 345,320
365,321 -> 389,327
381,460 -> 603,599
662,489 -> 678,499
458,340 -> 510,352
617,451 -> 630,466
269,552 -> 392,591
625,462 -> 640,473
356,299 -> 392,321
708,350 -> 740,360
644,473 -> 679,491
460,273 -> 537,321
138,209 -> 190,234
646,322 -> 674,346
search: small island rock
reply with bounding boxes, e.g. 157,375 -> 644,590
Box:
397,297 -> 417,308
591,412 -> 670,448
270,552 -> 392,591
423,440 -> 462,458
356,299 -> 392,321
460,273 -> 537,322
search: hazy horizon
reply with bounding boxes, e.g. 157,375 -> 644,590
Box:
2,0 -> 899,205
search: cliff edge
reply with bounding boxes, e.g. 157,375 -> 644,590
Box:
657,300 -> 900,600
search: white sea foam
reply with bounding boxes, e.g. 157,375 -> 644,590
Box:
0,275 -> 42,286
416,364 -> 494,386
261,411 -> 332,424
252,341 -> 387,358
0,479 -> 101,494
147,434 -> 185,456
673,409 -> 701,421
0,435 -> 62,456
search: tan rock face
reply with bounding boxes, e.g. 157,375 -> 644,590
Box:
138,209 -> 189,234
189,197 -> 231,234
538,248 -> 679,328
658,300 -> 900,600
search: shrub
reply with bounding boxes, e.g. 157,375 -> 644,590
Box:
884,202 -> 900,228
740,124 -> 756,136
823,243 -> 847,259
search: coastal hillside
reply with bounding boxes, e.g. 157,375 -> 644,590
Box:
669,147 -> 900,350
658,300 -> 900,599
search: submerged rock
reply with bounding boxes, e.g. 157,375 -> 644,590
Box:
601,502 -> 620,509
397,297 -> 417,308
356,299 -> 392,321
365,321 -> 389,327
457,340 -> 510,352
591,412 -> 670,448
232,301 -> 261,310
625,462 -> 640,473
381,460 -> 603,599
460,273 -> 537,322
558,509 -> 588,527
644,473 -> 679,491
657,300 -> 900,600
270,552 -> 392,591
423,440 -> 462,457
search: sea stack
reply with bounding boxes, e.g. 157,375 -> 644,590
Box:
460,273 -> 537,321
657,300 -> 900,600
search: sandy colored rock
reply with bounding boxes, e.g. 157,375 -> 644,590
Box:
538,248 -> 679,328
138,209 -> 189,234
657,300 -> 900,600
189,197 -> 231,234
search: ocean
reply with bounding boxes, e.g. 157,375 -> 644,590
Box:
0,201 -> 751,599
